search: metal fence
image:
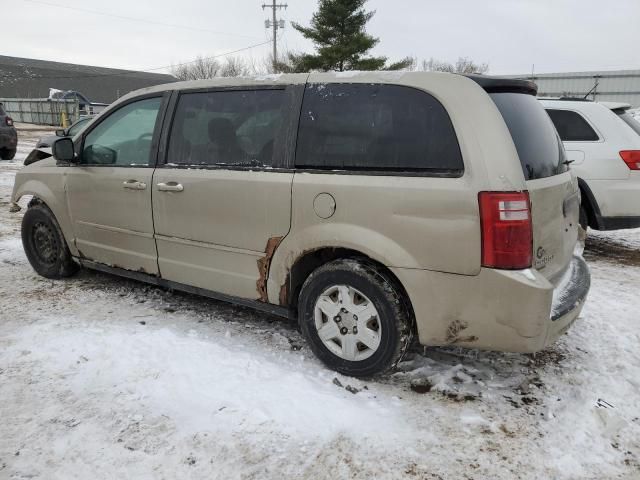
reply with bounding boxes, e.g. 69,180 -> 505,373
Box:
506,70 -> 640,107
0,98 -> 80,126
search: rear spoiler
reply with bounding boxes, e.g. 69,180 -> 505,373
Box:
463,74 -> 538,96
599,101 -> 632,113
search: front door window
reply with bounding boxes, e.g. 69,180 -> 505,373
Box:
81,97 -> 161,166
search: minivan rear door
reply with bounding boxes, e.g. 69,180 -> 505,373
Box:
490,92 -> 579,283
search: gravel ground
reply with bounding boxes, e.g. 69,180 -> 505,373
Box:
0,131 -> 639,479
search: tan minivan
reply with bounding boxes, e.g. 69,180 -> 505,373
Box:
11,72 -> 590,377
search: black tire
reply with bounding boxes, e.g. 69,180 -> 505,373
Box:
298,258 -> 413,377
1,148 -> 16,160
579,204 -> 589,231
21,203 -> 79,279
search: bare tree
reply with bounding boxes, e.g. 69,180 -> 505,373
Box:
170,55 -> 253,80
421,58 -> 454,73
421,56 -> 489,75
171,56 -> 221,80
454,57 -> 489,74
220,56 -> 252,77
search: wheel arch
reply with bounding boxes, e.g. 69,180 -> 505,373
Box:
13,181 -> 78,256
577,177 -> 602,230
267,224 -> 421,312
273,246 -> 416,330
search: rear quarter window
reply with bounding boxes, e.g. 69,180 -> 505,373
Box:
490,93 -> 567,180
295,83 -> 463,174
616,110 -> 640,136
545,109 -> 600,141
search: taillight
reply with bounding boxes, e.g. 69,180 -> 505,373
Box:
620,150 -> 640,170
479,191 -> 533,270
5,116 -> 13,127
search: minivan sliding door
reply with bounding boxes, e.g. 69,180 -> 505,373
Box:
152,87 -> 295,301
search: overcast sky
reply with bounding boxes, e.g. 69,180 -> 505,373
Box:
5,0 -> 640,75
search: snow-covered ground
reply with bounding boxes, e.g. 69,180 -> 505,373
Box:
0,131 -> 639,479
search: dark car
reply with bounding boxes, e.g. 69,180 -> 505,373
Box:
36,116 -> 93,148
0,103 -> 18,160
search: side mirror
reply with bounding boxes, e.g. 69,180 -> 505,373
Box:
55,129 -> 66,137
52,137 -> 76,163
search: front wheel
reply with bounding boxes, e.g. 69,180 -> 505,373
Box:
22,203 -> 79,278
298,259 -> 413,377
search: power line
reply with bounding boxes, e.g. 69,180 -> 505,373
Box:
22,0 -> 261,40
2,41 -> 272,81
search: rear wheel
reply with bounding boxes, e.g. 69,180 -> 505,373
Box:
298,259 -> 413,377
21,203 -> 79,278
1,148 -> 16,160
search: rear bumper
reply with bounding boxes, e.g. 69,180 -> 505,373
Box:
544,255 -> 590,346
550,255 -> 590,321
391,255 -> 591,353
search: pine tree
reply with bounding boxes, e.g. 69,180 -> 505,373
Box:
284,0 -> 413,72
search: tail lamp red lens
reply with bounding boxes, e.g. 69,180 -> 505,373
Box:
5,116 -> 13,127
479,191 -> 533,269
619,150 -> 640,171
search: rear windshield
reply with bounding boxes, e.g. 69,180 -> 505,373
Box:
490,93 -> 567,180
616,110 -> 640,136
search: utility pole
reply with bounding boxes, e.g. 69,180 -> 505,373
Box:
262,0 -> 287,71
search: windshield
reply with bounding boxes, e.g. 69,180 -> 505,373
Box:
68,117 -> 91,136
616,110 -> 640,136
490,93 -> 567,180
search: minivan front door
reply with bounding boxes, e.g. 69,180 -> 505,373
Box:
152,88 -> 294,301
65,96 -> 165,274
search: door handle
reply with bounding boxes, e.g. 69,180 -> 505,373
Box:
157,182 -> 184,192
123,180 -> 147,190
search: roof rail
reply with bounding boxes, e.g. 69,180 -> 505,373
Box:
558,96 -> 594,102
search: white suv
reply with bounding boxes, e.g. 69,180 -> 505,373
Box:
540,98 -> 640,230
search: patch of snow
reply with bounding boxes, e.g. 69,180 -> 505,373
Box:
332,70 -> 406,80
4,322 -> 411,441
0,170 -> 16,187
48,87 -> 64,99
333,70 -> 362,79
252,73 -> 283,82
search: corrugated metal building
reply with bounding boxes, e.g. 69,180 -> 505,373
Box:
506,69 -> 640,107
0,55 -> 176,104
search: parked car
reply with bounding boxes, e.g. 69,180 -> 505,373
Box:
11,72 -> 591,377
540,98 -> 640,230
35,116 -> 93,148
0,102 -> 17,160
